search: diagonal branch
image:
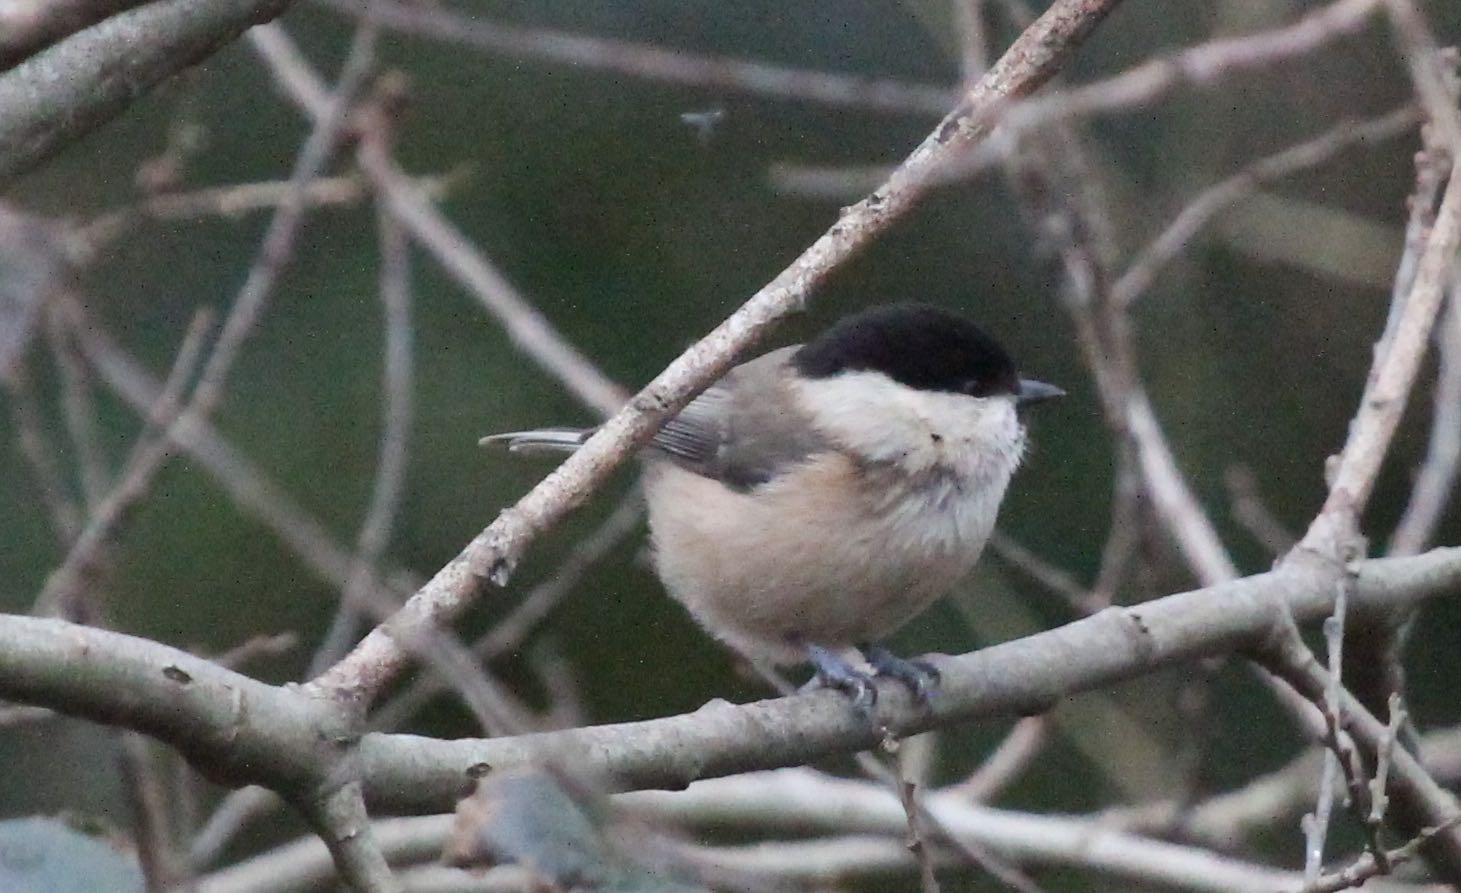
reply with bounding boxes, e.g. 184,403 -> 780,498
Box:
1299,158 -> 1461,558
0,0 -> 299,181
306,0 -> 1127,707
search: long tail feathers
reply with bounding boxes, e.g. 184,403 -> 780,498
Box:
478,427 -> 594,455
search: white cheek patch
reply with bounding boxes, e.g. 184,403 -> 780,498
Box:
794,371 -> 1027,482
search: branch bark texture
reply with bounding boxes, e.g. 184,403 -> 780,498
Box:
2,547 -> 1455,815
0,0 -> 295,181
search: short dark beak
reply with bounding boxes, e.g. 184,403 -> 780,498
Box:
1016,378 -> 1065,407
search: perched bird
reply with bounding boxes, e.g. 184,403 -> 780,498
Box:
484,303 -> 1063,709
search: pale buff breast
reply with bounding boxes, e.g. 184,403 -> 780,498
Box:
643,453 -> 1001,664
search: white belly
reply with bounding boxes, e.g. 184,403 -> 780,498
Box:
643,453 -> 1008,664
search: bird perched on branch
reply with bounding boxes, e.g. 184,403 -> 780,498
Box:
484,303 -> 1063,710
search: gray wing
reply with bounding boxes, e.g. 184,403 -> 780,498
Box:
648,346 -> 830,490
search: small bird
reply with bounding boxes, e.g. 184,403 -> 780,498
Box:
484,303 -> 1063,709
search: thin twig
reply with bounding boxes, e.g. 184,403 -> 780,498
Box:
361,145 -> 629,419
214,632 -> 299,670
1390,273 -> 1461,556
317,0 -> 956,116
1000,0 -> 1384,140
1224,466 -> 1298,556
1110,105 -> 1420,311
178,25 -> 377,429
988,532 -> 1094,614
368,495 -> 643,731
253,24 -> 632,422
857,751 -> 1047,893
1298,159 -> 1461,558
897,777 -> 942,893
1297,815 -> 1461,893
949,716 -> 1049,803
32,308 -> 213,616
1089,453 -> 1142,609
307,151 -> 417,678
117,732 -> 190,892
1378,0 -> 1461,156
189,787 -> 281,870
43,309 -> 110,510
1369,693 -> 1408,825
1258,621 -> 1461,877
4,362 -> 82,541
74,171 -> 459,251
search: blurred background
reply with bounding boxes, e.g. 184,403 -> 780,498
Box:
2,0 -> 1459,889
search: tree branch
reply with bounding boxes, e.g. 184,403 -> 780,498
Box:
332,546 -> 1457,810
0,0 -> 298,181
308,0 -> 1127,707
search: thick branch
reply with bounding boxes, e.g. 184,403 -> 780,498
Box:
0,0 -> 155,69
351,548 -> 1461,812
0,0 -> 295,181
0,614 -> 330,792
1,549 -> 1457,816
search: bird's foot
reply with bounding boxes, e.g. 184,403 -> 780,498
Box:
859,644 -> 940,706
804,643 -> 878,714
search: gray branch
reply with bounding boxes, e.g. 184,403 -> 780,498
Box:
0,0 -> 296,182
1,547 -> 1456,816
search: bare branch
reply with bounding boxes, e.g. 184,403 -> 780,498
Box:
0,0 -> 154,69
4,361 -> 82,541
351,547 -> 1461,812
33,308 -> 212,617
0,0 -> 299,180
368,496 -> 644,732
299,782 -> 399,893
75,171 -> 459,252
948,716 -> 1049,803
1259,623 -> 1461,874
0,549 -> 1455,816
631,770 -> 1425,893
249,24 -> 630,420
317,0 -> 955,116
1111,105 -> 1421,311
307,156 -> 418,678
1299,159 -> 1461,557
304,0 -> 1127,707
999,0 -> 1384,138
1390,277 -> 1461,556
1297,816 -> 1461,893
117,732 -> 190,892
197,771 -> 1443,893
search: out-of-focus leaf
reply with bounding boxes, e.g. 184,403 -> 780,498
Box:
447,767 -> 706,893
0,816 -> 143,893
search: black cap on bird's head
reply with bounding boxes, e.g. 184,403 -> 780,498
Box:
792,303 -> 1064,405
